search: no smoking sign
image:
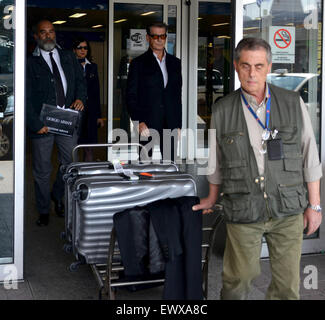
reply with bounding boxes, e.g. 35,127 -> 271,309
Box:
274,29 -> 291,49
269,26 -> 295,63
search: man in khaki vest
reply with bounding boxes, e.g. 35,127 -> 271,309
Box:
193,38 -> 322,300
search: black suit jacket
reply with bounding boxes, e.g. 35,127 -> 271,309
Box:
26,46 -> 87,138
126,49 -> 182,131
114,196 -> 203,300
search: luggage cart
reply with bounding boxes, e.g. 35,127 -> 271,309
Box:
62,143 -> 180,270
91,204 -> 224,300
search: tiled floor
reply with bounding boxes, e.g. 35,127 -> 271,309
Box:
0,148 -> 325,300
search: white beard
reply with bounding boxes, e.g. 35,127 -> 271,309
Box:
38,38 -> 56,52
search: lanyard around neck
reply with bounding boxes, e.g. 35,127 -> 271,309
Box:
241,88 -> 271,131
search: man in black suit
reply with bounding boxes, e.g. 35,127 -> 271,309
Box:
126,22 -> 182,161
26,20 -> 87,226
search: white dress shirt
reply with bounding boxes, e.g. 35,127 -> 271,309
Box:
153,50 -> 168,88
40,47 -> 67,96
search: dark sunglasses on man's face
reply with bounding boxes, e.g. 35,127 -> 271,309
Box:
77,46 -> 88,50
149,34 -> 167,40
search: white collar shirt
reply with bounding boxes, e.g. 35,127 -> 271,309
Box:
153,50 -> 168,88
240,83 -> 270,175
40,47 -> 67,96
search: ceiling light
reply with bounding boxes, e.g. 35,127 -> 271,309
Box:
217,36 -> 231,39
3,15 -> 11,20
198,17 -> 203,20
114,19 -> 127,24
141,11 -> 155,16
243,27 -> 259,30
211,23 -> 229,27
91,25 -> 104,28
52,21 -> 66,25
69,13 -> 87,18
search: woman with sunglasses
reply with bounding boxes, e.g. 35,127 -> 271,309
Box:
73,37 -> 104,161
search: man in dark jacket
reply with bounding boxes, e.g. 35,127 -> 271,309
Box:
126,22 -> 182,161
26,20 -> 86,226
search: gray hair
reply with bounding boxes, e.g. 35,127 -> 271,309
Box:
234,37 -> 272,64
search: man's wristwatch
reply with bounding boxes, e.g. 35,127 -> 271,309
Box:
307,204 -> 322,213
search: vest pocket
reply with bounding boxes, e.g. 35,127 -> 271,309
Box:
221,160 -> 249,194
221,160 -> 247,179
278,184 -> 307,213
220,194 -> 251,223
220,132 -> 245,161
283,156 -> 302,172
278,126 -> 298,144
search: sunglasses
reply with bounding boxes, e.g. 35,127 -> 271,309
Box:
149,34 -> 167,40
76,46 -> 88,50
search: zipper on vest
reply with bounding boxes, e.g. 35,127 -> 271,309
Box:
263,191 -> 272,220
279,182 -> 302,188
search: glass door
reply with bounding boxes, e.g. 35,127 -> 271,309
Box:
187,0 -> 232,160
108,0 -> 181,160
197,1 -> 232,154
0,0 -> 25,282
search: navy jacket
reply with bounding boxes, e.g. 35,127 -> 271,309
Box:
114,196 -> 203,300
26,46 -> 87,138
78,62 -> 101,144
126,49 -> 182,131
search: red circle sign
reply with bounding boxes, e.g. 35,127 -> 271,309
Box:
273,29 -> 292,49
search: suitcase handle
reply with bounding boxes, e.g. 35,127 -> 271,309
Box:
72,143 -> 146,162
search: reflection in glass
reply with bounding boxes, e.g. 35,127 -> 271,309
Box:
167,5 -> 177,55
243,0 -> 322,150
0,1 -> 14,264
197,2 -> 231,149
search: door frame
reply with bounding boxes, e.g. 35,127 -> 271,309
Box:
187,0 -> 233,160
107,0 -> 182,158
0,0 -> 25,283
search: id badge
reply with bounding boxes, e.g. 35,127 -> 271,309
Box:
267,138 -> 284,160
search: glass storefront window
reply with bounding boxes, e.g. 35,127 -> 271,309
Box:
243,0 -> 322,149
0,1 -> 14,264
197,1 -> 231,149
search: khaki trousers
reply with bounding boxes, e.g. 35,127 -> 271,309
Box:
220,214 -> 304,300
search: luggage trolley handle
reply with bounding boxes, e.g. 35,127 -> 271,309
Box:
72,143 -> 147,162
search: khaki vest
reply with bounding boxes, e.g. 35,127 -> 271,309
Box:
214,84 -> 307,223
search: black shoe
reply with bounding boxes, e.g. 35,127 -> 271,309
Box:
51,193 -> 65,217
36,214 -> 49,226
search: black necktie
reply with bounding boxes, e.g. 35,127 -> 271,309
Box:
49,52 -> 65,107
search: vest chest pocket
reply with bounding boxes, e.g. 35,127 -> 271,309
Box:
283,155 -> 303,172
278,126 -> 299,154
220,131 -> 245,161
277,126 -> 298,143
278,184 -> 307,213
